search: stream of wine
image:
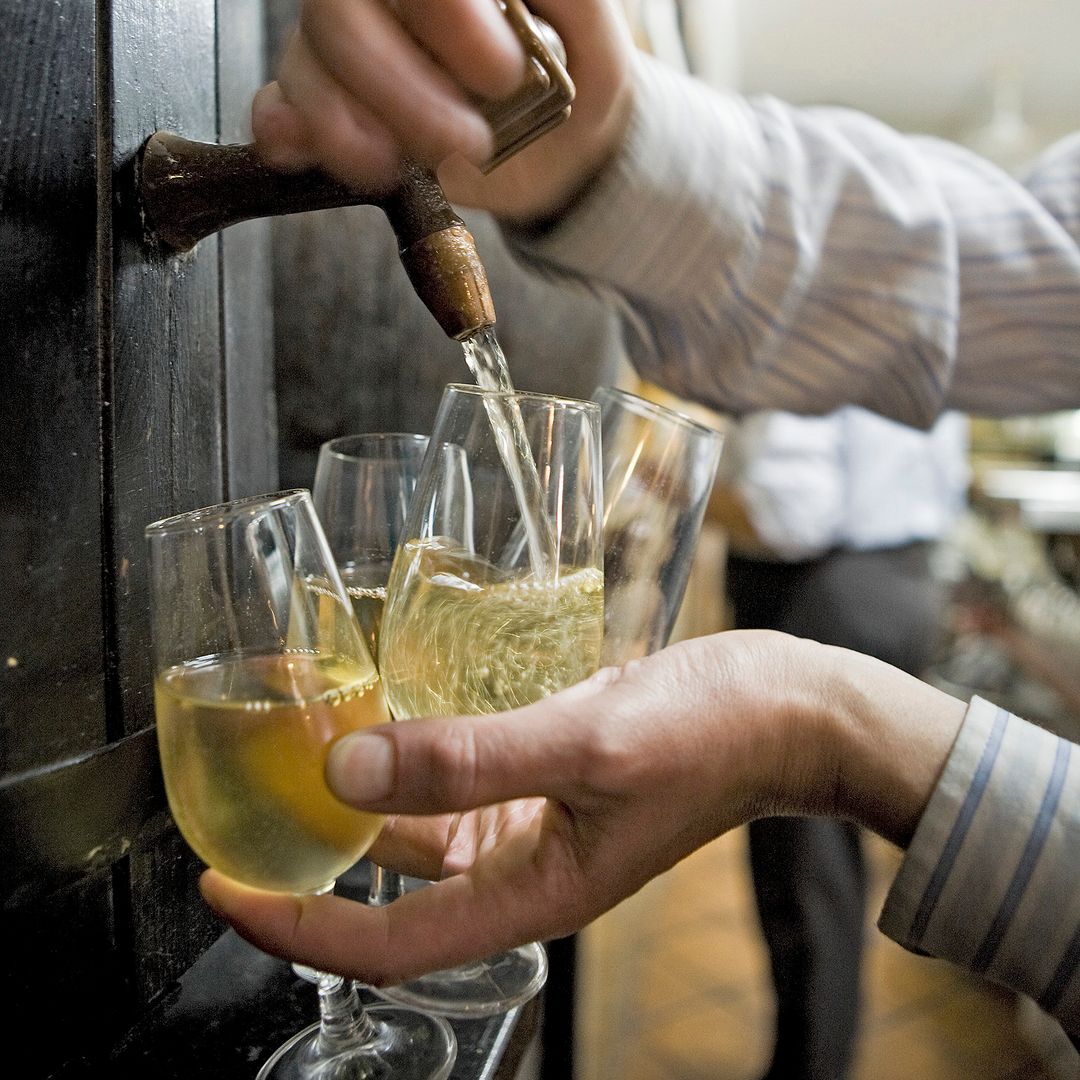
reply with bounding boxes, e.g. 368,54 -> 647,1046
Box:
461,326 -> 557,579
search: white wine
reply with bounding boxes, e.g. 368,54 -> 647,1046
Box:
461,327 -> 557,578
380,538 -> 604,718
155,651 -> 389,894
340,563 -> 391,666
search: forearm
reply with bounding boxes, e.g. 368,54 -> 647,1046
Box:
808,644 -> 967,846
511,55 -> 1080,425
776,647 -> 1080,1037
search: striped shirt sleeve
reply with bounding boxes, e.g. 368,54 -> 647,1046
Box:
878,697 -> 1080,1039
510,53 -> 1080,427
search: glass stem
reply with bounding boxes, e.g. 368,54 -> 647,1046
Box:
367,864 -> 406,906
313,972 -> 378,1057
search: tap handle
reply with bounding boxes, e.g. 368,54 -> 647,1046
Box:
138,136 -> 494,338
481,0 -> 575,170
137,131 -> 364,252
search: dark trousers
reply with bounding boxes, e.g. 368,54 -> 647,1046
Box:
725,543 -> 945,1080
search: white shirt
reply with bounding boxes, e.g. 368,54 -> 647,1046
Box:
718,408 -> 969,560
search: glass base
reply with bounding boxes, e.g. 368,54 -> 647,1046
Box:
256,1003 -> 456,1080
371,942 -> 548,1019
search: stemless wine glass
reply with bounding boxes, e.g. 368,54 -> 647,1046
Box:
375,384 -> 605,1018
595,385 -> 724,664
146,490 -> 456,1080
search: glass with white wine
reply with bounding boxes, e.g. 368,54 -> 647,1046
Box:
375,384 -> 605,1017
146,490 -> 456,1080
313,432 -> 471,913
313,433 -> 433,670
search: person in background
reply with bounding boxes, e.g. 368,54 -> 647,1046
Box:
712,407 -> 969,1080
201,0 -> 1080,1049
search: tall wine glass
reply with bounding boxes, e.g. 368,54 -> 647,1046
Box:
375,384 -> 605,1017
146,490 -> 456,1080
313,433 -> 430,672
540,387 -> 724,1068
313,432 -> 470,911
595,385 -> 724,663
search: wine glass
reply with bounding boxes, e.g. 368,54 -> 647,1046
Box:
313,432 -> 472,912
539,386 -> 725,1075
595,384 -> 724,663
374,383 -> 605,1018
145,490 -> 457,1080
313,433 -> 430,664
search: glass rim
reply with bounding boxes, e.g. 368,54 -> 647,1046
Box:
318,432 -> 430,462
443,382 -> 600,415
593,385 -> 723,440
145,489 -> 311,536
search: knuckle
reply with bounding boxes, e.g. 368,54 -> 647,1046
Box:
560,665 -> 662,797
570,719 -> 644,797
420,722 -> 481,807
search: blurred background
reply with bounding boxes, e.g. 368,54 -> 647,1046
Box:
618,0 -> 1080,746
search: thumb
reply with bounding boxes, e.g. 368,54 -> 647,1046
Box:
327,667 -> 621,814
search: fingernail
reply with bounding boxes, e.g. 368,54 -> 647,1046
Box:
457,119 -> 495,166
479,0 -> 527,74
327,733 -> 394,805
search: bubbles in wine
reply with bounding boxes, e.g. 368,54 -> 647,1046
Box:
380,537 -> 603,717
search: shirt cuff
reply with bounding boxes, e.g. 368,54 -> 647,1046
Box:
879,697 -> 1080,1037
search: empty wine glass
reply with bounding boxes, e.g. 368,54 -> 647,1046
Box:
538,386 -> 724,1064
374,384 -> 604,1018
595,385 -> 724,663
146,490 -> 456,1080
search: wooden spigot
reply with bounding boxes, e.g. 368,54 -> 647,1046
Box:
138,136 -> 496,340
135,0 -> 573,341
